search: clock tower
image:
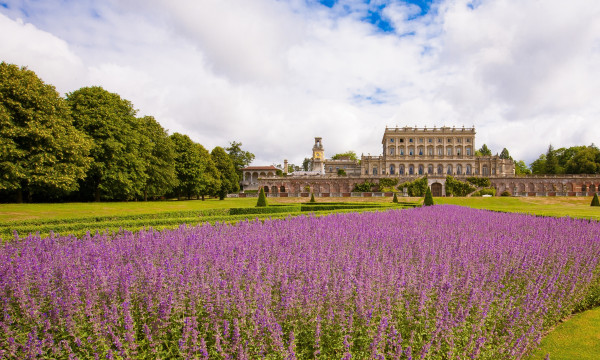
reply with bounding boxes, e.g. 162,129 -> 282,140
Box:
312,137 -> 325,174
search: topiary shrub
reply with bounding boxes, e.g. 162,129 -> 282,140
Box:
592,193 -> 600,207
310,192 -> 316,203
423,187 -> 434,206
501,190 -> 511,197
256,187 -> 267,207
393,192 -> 398,203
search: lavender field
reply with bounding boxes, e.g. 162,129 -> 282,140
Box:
2,206 -> 600,359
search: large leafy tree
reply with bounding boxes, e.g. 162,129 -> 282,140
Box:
499,148 -> 512,160
171,133 -> 220,200
67,86 -> 147,201
514,160 -> 531,175
545,144 -> 559,174
211,146 -> 240,200
226,141 -> 255,177
138,116 -> 178,200
565,146 -> 600,174
0,62 -> 92,202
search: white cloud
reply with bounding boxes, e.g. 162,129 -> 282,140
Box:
1,0 -> 600,166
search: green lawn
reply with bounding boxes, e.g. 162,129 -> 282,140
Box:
525,307 -> 600,360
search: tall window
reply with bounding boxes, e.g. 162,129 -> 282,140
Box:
466,147 -> 471,156
456,147 -> 461,156
447,147 -> 452,156
389,147 -> 395,155
437,165 -> 443,174
390,164 -> 395,175
409,165 -> 414,175
400,148 -> 405,155
409,148 -> 414,156
482,165 -> 488,176
399,165 -> 405,174
419,148 -> 423,155
418,165 -> 424,175
456,165 -> 462,175
466,164 -> 472,175
428,147 -> 433,155
428,165 -> 433,174
437,147 -> 443,156
447,165 -> 452,174
373,167 -> 378,175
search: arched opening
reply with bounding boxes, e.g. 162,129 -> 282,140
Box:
582,184 -> 587,192
390,164 -> 395,175
372,167 -> 378,175
591,184 -> 597,192
529,183 -> 535,192
437,164 -> 443,175
409,165 -> 414,175
418,165 -> 424,175
446,165 -> 452,175
280,186 -> 286,193
399,165 -> 405,175
271,186 -> 278,194
431,183 -> 443,197
456,164 -> 462,175
427,165 -> 433,174
264,186 -> 269,193
482,166 -> 488,176
252,172 -> 258,183
466,164 -> 472,175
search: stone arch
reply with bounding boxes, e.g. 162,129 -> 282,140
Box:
446,164 -> 453,175
418,164 -> 424,175
390,164 -> 395,175
567,183 -> 573,192
271,186 -> 278,194
264,186 -> 270,193
427,164 -> 434,175
252,173 -> 258,183
437,164 -> 443,175
518,183 -> 526,192
466,164 -> 472,175
332,183 -> 340,193
582,184 -> 587,192
528,183 -> 535,192
280,185 -> 286,193
456,164 -> 462,175
399,165 -> 405,175
431,182 -> 443,197
321,183 -> 330,193
591,184 -> 597,192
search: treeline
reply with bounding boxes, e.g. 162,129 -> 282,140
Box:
528,145 -> 600,175
0,62 -> 254,203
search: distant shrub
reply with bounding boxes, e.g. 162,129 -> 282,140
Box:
310,193 -> 316,203
379,178 -> 398,188
397,177 -> 428,197
501,190 -> 511,197
445,176 -> 476,197
353,180 -> 377,192
256,188 -> 267,207
466,177 -> 491,188
472,188 -> 497,197
393,192 -> 398,203
337,169 -> 347,176
592,193 -> 600,207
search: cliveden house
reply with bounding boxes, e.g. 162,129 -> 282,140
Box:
240,127 -> 600,197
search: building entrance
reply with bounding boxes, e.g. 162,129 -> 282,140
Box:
431,183 -> 443,197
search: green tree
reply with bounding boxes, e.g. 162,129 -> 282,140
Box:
256,187 -> 267,207
226,141 -> 255,178
331,151 -> 358,161
477,144 -> 492,156
310,192 -> 316,203
67,86 -> 147,201
171,133 -> 220,200
530,154 -> 547,174
0,63 -> 92,202
566,146 -> 600,174
423,187 -> 434,206
545,145 -> 559,174
392,192 -> 398,203
302,158 -> 312,171
211,146 -> 240,200
514,160 -> 531,175
499,148 -> 512,160
137,116 -> 178,200
592,193 -> 600,207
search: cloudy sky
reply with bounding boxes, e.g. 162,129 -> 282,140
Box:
2,0 -> 599,166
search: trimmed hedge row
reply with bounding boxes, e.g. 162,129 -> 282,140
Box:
229,205 -> 300,215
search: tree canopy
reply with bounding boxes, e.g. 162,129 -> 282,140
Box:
0,62 -> 92,202
211,146 -> 240,199
67,86 -> 147,201
530,144 -> 600,174
226,141 -> 255,176
476,144 -> 492,156
331,151 -> 358,161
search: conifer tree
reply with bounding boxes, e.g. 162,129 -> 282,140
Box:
592,193 -> 600,207
310,192 -> 316,203
256,187 -> 267,207
424,187 -> 434,206
393,192 -> 398,203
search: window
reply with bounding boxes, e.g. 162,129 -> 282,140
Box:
329,167 -> 333,172
457,148 -> 461,156
466,138 -> 471,143
400,138 -> 404,143
400,148 -> 405,155
428,148 -> 433,156
390,138 -> 395,143
428,138 -> 432,143
448,138 -> 452,143
409,165 -> 414,175
428,165 -> 433,174
399,165 -> 405,174
409,149 -> 414,156
419,148 -> 423,156
437,147 -> 443,156
466,148 -> 471,156
390,164 -> 395,175
389,147 -> 395,155
409,138 -> 413,143
457,138 -> 461,143
373,167 -> 378,175
456,165 -> 462,175
418,165 -> 424,175
466,165 -> 471,175
437,165 -> 443,174
438,138 -> 442,143
447,165 -> 452,174
447,148 -> 452,156
419,138 -> 423,143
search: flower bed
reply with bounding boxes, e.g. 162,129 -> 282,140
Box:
1,206 -> 599,358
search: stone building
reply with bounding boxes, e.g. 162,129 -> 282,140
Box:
240,165 -> 279,191
360,126 -> 515,177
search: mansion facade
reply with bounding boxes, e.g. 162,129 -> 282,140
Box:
239,126 -> 600,197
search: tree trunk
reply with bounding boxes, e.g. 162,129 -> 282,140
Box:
201,194 -> 205,201
16,189 -> 23,203
95,186 -> 101,202
144,189 -> 148,202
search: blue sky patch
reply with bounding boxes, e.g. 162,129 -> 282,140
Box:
0,2 -> 8,9
352,88 -> 389,105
